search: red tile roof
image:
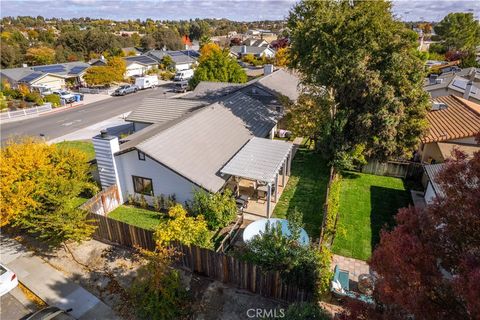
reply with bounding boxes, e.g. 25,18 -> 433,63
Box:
423,95 -> 480,143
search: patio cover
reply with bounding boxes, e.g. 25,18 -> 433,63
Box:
220,137 -> 294,183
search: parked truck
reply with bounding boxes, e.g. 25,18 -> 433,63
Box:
173,69 -> 194,82
135,75 -> 159,89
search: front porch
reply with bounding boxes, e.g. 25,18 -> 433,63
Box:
221,137 -> 294,221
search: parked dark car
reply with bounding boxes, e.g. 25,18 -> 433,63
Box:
112,84 -> 138,96
173,81 -> 189,93
26,306 -> 76,320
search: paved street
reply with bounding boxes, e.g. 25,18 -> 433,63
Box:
0,84 -> 176,143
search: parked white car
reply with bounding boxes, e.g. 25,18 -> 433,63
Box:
52,90 -> 76,103
0,263 -> 18,297
135,75 -> 159,90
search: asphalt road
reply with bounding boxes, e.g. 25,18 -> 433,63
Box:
1,84 -> 176,143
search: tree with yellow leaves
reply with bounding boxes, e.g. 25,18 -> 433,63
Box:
155,204 -> 212,248
274,47 -> 289,67
0,138 -> 98,245
25,46 -> 56,65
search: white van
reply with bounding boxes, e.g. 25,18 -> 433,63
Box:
174,69 -> 194,82
135,75 -> 159,90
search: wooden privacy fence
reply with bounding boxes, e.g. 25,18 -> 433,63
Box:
81,184 -> 121,216
175,242 -> 312,302
362,159 -> 423,179
87,212 -> 312,302
318,166 -> 339,247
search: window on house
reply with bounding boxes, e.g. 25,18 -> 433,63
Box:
138,151 -> 146,161
132,176 -> 153,196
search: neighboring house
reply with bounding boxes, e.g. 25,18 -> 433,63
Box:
0,61 -> 90,90
418,95 -> 480,164
146,50 -> 198,71
242,38 -> 269,47
123,55 -> 158,77
124,98 -> 208,132
183,68 -> 301,113
423,163 -> 445,204
424,69 -> 480,104
93,92 -> 278,205
230,45 -> 276,59
121,47 -> 142,56
88,58 -> 107,66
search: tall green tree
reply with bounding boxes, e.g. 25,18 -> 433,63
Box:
189,44 -> 247,88
152,28 -> 183,50
288,0 -> 429,169
434,12 -> 480,52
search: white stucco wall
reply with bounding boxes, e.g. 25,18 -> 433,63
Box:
449,136 -> 478,144
175,63 -> 192,71
115,149 -> 200,205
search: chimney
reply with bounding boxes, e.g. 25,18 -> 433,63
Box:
241,45 -> 247,54
92,130 -> 123,202
464,81 -> 473,99
264,64 -> 274,75
429,74 -> 438,85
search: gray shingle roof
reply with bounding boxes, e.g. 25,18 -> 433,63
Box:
220,137 -> 293,183
124,55 -> 158,66
125,98 -> 207,125
230,46 -> 274,55
182,81 -> 246,101
251,68 -> 301,101
146,50 -> 197,65
118,92 -> 277,192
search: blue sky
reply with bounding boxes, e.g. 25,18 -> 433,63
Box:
1,0 -> 479,22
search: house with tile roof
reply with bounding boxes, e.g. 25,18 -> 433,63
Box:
418,95 -> 480,164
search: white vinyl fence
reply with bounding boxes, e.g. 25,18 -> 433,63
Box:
0,103 -> 52,121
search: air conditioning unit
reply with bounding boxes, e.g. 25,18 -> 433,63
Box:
431,102 -> 448,111
435,78 -> 444,84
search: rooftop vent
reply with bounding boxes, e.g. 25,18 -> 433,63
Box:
431,102 -> 448,111
435,78 -> 444,84
429,74 -> 438,85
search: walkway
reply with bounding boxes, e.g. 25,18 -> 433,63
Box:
332,254 -> 370,282
0,235 -> 117,320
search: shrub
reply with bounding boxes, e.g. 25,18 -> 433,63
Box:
130,248 -> 190,320
24,92 -> 44,105
44,94 -> 61,107
322,171 -> 341,243
191,189 -> 237,230
139,194 -> 148,208
284,302 -> 330,320
155,204 -> 212,248
239,210 -> 332,297
159,71 -> 174,81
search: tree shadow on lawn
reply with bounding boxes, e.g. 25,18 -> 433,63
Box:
369,185 -> 412,251
274,148 -> 330,239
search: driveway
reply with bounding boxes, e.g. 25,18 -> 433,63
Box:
1,84 -> 177,144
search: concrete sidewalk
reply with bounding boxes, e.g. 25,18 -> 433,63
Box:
0,235 -> 117,320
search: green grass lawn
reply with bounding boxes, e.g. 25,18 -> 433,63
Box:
331,172 -> 412,261
72,196 -> 89,207
108,205 -> 164,230
56,141 -> 95,162
273,147 -> 330,238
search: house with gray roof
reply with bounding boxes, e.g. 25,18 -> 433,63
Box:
424,68 -> 480,104
146,50 -> 198,71
0,61 -> 90,90
123,55 -> 159,77
230,45 -> 276,59
183,68 -> 301,113
93,92 -> 282,205
124,98 -> 208,131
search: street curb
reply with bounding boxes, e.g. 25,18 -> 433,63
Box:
9,284 -> 44,313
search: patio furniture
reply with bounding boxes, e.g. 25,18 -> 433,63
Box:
257,185 -> 268,200
358,274 -> 374,295
331,265 -> 375,305
235,195 -> 249,210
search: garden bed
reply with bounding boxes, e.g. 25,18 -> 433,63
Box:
331,172 -> 412,261
108,205 -> 164,230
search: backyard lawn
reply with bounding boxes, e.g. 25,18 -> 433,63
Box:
273,147 -> 330,238
331,172 -> 412,261
56,140 -> 95,162
108,205 -> 164,230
